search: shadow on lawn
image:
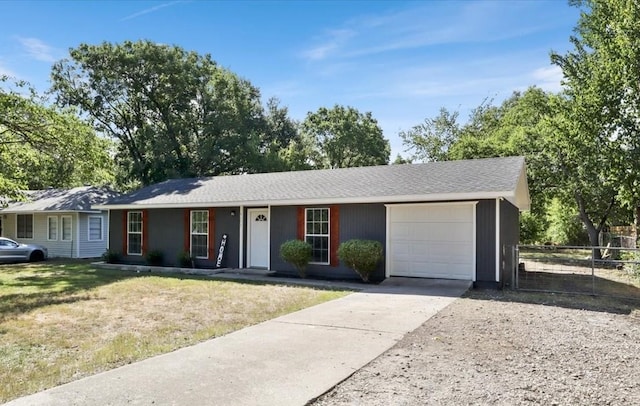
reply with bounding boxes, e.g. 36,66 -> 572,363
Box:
0,260 -> 137,321
467,283 -> 640,316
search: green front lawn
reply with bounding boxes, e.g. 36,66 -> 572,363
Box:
0,260 -> 348,402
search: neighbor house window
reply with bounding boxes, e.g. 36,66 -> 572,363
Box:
61,216 -> 73,241
305,208 -> 329,264
17,214 -> 33,239
47,216 -> 58,241
127,211 -> 143,255
88,216 -> 103,241
190,210 -> 208,259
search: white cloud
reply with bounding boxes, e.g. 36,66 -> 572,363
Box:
301,29 -> 356,61
16,37 -> 57,62
531,65 -> 564,92
121,1 -> 186,22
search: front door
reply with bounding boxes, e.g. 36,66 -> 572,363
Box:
247,208 -> 269,268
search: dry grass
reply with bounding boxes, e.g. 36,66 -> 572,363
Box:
0,260 -> 348,402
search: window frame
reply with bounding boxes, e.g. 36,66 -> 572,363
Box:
190,210 -> 209,259
61,215 -> 73,242
88,216 -> 103,242
16,214 -> 34,240
47,216 -> 58,241
127,211 -> 143,256
305,207 -> 330,265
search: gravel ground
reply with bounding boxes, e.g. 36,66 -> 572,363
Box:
312,290 -> 640,406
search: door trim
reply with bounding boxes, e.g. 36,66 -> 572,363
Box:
246,208 -> 269,268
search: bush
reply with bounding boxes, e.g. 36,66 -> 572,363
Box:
544,198 -> 589,245
145,249 -> 164,266
337,239 -> 383,282
178,251 -> 193,268
280,240 -> 312,278
101,249 -> 121,264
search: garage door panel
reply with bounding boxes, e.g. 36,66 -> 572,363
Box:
389,204 -> 475,280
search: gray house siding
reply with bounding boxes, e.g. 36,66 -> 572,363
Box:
269,203 -> 387,281
500,200 -> 520,288
109,207 -> 240,268
475,200 -> 497,285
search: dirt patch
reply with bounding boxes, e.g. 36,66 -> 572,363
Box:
312,290 -> 640,406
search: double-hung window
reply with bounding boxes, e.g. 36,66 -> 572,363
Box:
17,214 -> 33,239
190,210 -> 209,259
305,208 -> 329,264
88,216 -> 103,241
127,211 -> 143,255
47,216 -> 58,240
61,216 -> 72,241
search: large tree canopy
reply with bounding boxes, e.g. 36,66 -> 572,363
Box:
51,40 -> 296,188
301,105 -> 390,169
0,77 -> 112,202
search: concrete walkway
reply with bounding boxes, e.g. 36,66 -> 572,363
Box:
5,278 -> 470,406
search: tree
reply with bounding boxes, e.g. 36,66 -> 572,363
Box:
301,105 -> 390,168
51,40 -> 286,187
399,107 -> 459,162
549,0 -> 640,252
0,77 -> 113,202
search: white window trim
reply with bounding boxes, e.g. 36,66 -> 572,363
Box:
61,215 -> 73,242
127,211 -> 143,256
190,210 -> 209,259
87,215 -> 104,242
47,216 -> 58,241
305,207 -> 330,265
16,214 -> 34,240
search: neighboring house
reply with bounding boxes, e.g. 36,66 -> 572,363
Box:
1,186 -> 119,258
95,157 -> 530,287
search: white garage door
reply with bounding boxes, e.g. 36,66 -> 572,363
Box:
388,203 -> 475,280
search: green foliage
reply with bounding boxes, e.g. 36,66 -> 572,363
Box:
520,211 -> 547,244
337,239 -> 383,282
178,251 -> 193,268
0,76 -> 114,198
50,40 -> 301,187
301,105 -> 390,168
544,198 -> 589,246
145,249 -> 164,266
399,107 -> 460,162
279,240 -> 312,278
101,249 -> 121,264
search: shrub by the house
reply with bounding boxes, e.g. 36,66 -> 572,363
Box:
178,251 -> 193,268
101,249 -> 121,264
280,239 -> 312,278
146,249 -> 164,266
338,239 -> 383,282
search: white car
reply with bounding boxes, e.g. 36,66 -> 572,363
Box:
0,237 -> 48,263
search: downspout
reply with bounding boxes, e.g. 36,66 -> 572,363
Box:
238,206 -> 244,269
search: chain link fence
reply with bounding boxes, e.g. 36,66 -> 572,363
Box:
512,245 -> 640,299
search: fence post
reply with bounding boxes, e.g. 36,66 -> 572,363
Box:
514,245 -> 519,290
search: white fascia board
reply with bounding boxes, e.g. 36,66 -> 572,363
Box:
93,191 -> 519,211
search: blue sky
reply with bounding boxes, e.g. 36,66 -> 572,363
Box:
0,0 -> 580,158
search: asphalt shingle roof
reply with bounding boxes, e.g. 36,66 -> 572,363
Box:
2,186 -> 119,213
101,156 -> 528,209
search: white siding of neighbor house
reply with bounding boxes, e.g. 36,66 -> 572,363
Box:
3,212 -> 83,258
78,212 -> 109,258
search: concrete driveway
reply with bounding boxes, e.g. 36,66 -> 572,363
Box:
4,278 -> 469,406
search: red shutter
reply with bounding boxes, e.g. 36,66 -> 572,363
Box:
142,209 -> 149,256
297,207 -> 305,240
184,209 -> 191,253
122,210 -> 128,255
208,208 -> 215,260
330,205 -> 339,267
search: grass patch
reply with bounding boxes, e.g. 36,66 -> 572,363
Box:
0,260 -> 348,402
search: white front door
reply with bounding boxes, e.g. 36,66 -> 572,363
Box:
248,208 -> 269,268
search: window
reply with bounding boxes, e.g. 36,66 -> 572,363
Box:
305,208 -> 329,264
127,211 -> 143,255
17,214 -> 33,239
61,216 -> 73,241
191,210 -> 209,259
47,216 -> 58,241
88,216 -> 103,241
